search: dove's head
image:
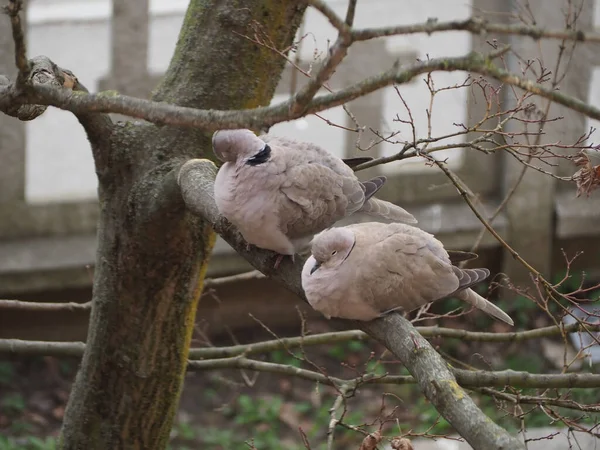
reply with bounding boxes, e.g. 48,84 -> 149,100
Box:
212,129 -> 269,164
305,227 -> 356,275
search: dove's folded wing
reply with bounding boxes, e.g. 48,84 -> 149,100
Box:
356,229 -> 460,315
279,163 -> 365,237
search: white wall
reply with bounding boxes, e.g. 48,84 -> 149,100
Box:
25,0 -> 472,203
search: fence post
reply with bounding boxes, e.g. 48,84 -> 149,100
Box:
109,0 -> 150,98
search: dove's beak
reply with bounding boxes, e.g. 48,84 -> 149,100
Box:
310,261 -> 321,275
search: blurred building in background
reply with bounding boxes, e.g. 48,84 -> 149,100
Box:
1,0 -> 599,340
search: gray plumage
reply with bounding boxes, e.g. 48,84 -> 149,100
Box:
212,129 -> 416,257
301,222 -> 514,325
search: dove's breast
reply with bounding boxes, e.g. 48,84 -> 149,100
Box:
214,162 -> 295,254
302,260 -> 382,321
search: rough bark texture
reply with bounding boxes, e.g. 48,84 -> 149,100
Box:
57,1 -> 307,449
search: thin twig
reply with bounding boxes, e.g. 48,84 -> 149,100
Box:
3,0 -> 29,82
352,16 -> 600,43
477,387 -> 600,413
203,270 -> 265,289
0,300 -> 91,312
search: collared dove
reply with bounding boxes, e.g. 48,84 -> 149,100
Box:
212,129 -> 417,264
301,222 -> 514,325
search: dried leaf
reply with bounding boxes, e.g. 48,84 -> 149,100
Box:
391,437 -> 414,450
359,431 -> 382,450
572,151 -> 600,197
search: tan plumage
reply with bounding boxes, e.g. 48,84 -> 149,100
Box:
301,222 -> 513,325
212,130 -> 416,257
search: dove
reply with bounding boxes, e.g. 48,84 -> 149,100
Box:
301,222 -> 514,325
212,129 -> 417,265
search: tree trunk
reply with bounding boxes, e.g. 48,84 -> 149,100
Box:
60,1 -> 306,448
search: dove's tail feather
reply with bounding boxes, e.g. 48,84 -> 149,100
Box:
452,267 -> 489,291
360,197 -> 418,224
361,176 -> 387,201
342,157 -> 373,168
448,250 -> 479,265
457,288 -> 514,326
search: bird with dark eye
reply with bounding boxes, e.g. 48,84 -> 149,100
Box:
246,144 -> 272,166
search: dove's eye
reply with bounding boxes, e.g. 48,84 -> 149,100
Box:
331,250 -> 337,256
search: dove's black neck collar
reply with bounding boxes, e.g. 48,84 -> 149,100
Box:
342,239 -> 356,264
246,144 -> 271,166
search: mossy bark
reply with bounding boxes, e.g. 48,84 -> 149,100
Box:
59,1 -> 306,448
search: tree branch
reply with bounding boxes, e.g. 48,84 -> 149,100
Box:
0,300 -> 91,312
4,339 -> 598,391
176,159 -> 525,449
352,17 -> 599,43
3,0 -> 28,83
2,295 -> 597,344
0,56 -> 113,155
204,270 -> 266,288
2,320 -> 599,359
289,0 -> 354,115
0,339 -> 85,357
453,369 -> 600,389
477,387 -> 600,414
6,48 -> 600,136
305,3 -> 600,44
190,358 -> 600,390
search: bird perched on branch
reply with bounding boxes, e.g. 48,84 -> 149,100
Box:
301,222 -> 513,325
212,129 -> 417,267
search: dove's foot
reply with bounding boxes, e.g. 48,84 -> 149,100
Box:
273,253 -> 295,269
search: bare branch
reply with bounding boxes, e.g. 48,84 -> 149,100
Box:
0,300 -> 91,312
4,339 -> 598,391
352,16 -> 598,43
7,48 -> 600,136
204,270 -> 265,288
456,369 -> 600,389
0,339 -> 85,357
189,330 -> 368,359
2,295 -> 597,346
188,355 -> 362,385
283,0 -> 353,115
1,321 -> 599,358
3,0 -> 29,82
418,322 -> 600,342
0,56 -> 113,151
307,0 -> 350,36
478,387 -> 600,414
344,0 -> 357,27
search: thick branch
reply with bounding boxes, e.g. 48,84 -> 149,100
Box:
362,315 -> 524,449
0,56 -> 113,152
11,49 -> 599,134
177,160 -> 524,449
